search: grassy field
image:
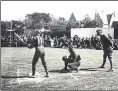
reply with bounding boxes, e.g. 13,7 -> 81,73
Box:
1,47 -> 118,90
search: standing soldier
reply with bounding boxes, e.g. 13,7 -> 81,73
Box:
96,29 -> 113,72
27,31 -> 49,78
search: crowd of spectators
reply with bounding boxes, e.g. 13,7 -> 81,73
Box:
1,34 -> 118,50
1,34 -> 27,47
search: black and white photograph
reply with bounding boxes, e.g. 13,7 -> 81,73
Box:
1,1 -> 118,90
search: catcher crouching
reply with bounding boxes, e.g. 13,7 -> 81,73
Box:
61,45 -> 81,72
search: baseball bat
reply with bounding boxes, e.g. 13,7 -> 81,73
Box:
14,33 -> 27,44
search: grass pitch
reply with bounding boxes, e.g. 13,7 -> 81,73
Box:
1,47 -> 118,90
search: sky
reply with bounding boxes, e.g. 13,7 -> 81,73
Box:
1,1 -> 118,22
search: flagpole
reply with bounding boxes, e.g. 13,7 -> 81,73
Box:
108,24 -> 110,35
10,20 -> 12,47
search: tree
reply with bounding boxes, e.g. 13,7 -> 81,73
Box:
82,14 -> 92,28
66,13 -> 77,30
1,21 -> 8,36
90,20 -> 97,28
49,17 -> 67,32
23,12 -> 51,29
81,14 -> 98,28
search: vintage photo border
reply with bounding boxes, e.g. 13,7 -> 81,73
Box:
1,0 -> 118,91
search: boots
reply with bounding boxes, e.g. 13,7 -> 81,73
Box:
29,67 -> 36,78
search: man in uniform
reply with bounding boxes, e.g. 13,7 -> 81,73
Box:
96,29 -> 113,72
61,45 -> 81,72
27,31 -> 49,78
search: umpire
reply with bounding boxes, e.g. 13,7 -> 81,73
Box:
96,29 -> 113,72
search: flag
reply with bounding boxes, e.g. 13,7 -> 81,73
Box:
107,14 -> 113,25
114,11 -> 115,17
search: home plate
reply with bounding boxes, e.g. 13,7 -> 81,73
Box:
18,72 -> 47,84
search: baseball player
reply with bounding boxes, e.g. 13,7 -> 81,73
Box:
27,31 -> 49,78
96,29 -> 113,72
61,45 -> 81,72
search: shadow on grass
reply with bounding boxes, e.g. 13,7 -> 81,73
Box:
1,75 -> 28,78
49,69 -> 75,73
80,68 -> 105,71
49,67 -> 105,73
49,69 -> 61,73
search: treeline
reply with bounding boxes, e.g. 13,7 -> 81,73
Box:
1,12 -> 102,36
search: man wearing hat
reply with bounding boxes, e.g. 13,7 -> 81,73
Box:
27,31 -> 49,77
61,45 -> 81,72
96,29 -> 113,72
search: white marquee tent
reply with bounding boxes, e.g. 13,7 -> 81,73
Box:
71,28 -> 114,38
